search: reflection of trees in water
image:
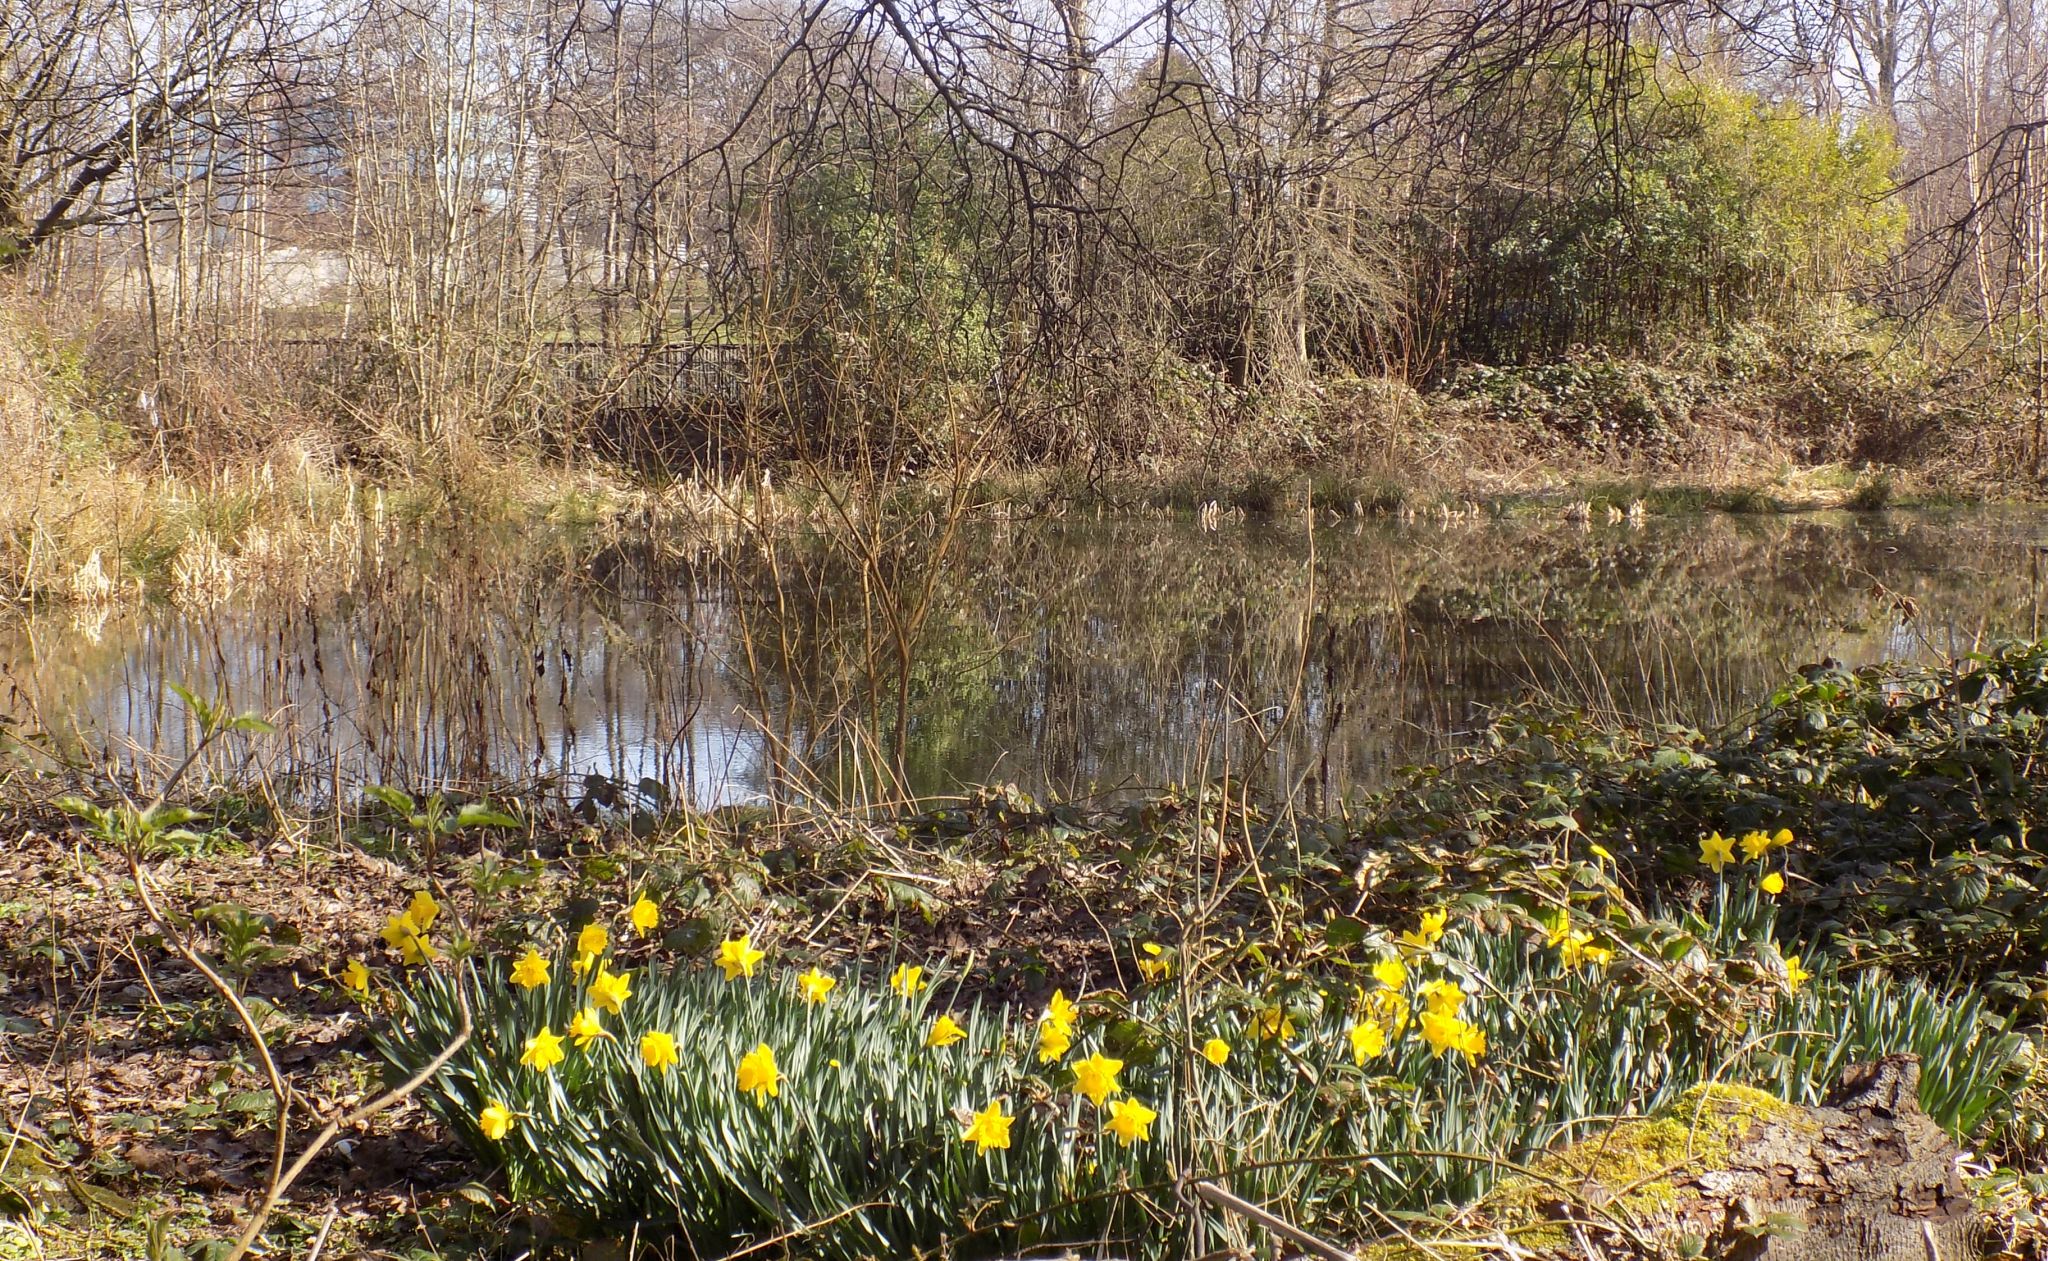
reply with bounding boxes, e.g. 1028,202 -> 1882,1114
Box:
2,512 -> 2040,804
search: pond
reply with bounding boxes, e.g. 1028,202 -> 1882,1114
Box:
4,507 -> 2042,809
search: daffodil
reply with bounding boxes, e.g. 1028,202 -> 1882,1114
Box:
1044,989 -> 1078,1032
1738,830 -> 1770,861
796,967 -> 836,1004
510,948 -> 549,989
478,1101 -> 514,1141
926,1014 -> 968,1048
407,889 -> 440,931
1761,871 -> 1786,896
1419,1010 -> 1485,1063
1037,1020 -> 1073,1063
629,895 -> 660,935
1397,909 -> 1448,954
640,1029 -> 678,1071
576,922 -> 609,958
567,1007 -> 609,1050
736,1043 -> 781,1102
590,965 -> 632,1014
961,1099 -> 1013,1153
889,962 -> 925,996
1783,953 -> 1813,992
339,959 -> 369,995
1699,832 -> 1736,873
1254,1005 -> 1295,1042
1367,986 -> 1411,1034
716,934 -> 765,981
1558,929 -> 1611,971
1416,978 -> 1465,1018
1372,957 -> 1408,990
1105,1097 -> 1158,1146
521,1026 -> 566,1072
571,952 -> 596,978
1071,1051 -> 1124,1105
1348,1018 -> 1386,1066
1136,942 -> 1170,982
380,910 -> 438,965
1201,1038 -> 1230,1067
1771,827 -> 1795,850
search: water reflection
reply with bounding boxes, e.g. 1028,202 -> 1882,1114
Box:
3,509 -> 2041,807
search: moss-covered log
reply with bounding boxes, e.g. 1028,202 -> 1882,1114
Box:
1383,1056 -> 1981,1261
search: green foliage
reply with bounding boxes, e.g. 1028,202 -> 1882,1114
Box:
1337,641 -> 2048,1012
361,784 -> 521,870
744,104 -> 997,468
1455,48 -> 1902,361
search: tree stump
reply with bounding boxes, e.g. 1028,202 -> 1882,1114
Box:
1466,1056 -> 1982,1261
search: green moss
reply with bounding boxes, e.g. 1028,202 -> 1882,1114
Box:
1484,1083 -> 1801,1236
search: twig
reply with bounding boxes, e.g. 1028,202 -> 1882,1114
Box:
126,850 -> 297,1196
223,978 -> 473,1261
713,1200 -> 890,1261
304,1206 -> 340,1261
1194,1181 -> 1356,1261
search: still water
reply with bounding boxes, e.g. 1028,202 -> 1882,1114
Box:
4,509 -> 2042,808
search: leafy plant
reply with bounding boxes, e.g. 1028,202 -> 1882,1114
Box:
362,784 -> 521,875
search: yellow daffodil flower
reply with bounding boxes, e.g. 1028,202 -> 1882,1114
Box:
1105,1098 -> 1158,1146
1771,827 -> 1795,850
1045,989 -> 1078,1032
1202,1038 -> 1230,1067
1348,1018 -> 1385,1066
567,1007 -> 609,1050
1071,1051 -> 1124,1105
1372,957 -> 1408,990
716,934 -> 765,981
478,1101 -> 513,1141
1419,1010 -> 1485,1063
1398,909 -> 1448,954
339,959 -> 369,995
640,1029 -> 679,1071
926,1014 -> 968,1048
1738,830 -> 1771,861
1416,978 -> 1464,1018
796,967 -> 836,1004
736,1043 -> 781,1102
1255,1005 -> 1295,1042
961,1099 -> 1013,1153
576,922 -> 609,958
521,1026 -> 566,1072
510,948 -> 549,990
590,965 -> 633,1014
1367,987 -> 1411,1034
1761,871 -> 1786,896
407,889 -> 440,930
1558,930 -> 1611,971
1136,942 -> 1170,982
889,963 -> 925,996
629,896 -> 660,935
1037,1020 -> 1073,1063
1783,953 -> 1813,992
380,910 -> 438,965
1699,831 -> 1736,873
571,952 -> 596,979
